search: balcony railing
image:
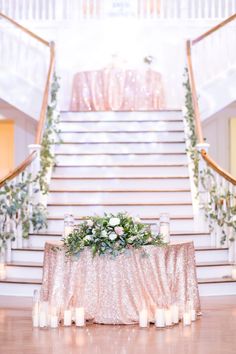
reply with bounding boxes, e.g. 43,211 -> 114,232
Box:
0,0 -> 235,21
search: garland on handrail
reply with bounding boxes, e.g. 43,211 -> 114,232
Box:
0,73 -> 60,251
183,68 -> 236,244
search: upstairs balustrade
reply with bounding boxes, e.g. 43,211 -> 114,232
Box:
0,0 -> 235,21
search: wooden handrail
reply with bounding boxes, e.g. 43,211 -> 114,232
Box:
201,150 -> 236,186
192,13 -> 236,45
0,14 -> 55,187
186,15 -> 236,185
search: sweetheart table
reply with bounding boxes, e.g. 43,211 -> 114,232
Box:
40,241 -> 200,324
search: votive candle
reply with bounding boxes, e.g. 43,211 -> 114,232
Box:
50,315 -> 59,328
64,309 -> 72,326
170,304 -> 179,324
139,308 -> 148,328
75,307 -> 85,327
164,309 -> 172,326
155,308 -> 165,328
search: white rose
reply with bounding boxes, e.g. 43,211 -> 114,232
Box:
231,215 -> 236,222
109,217 -> 120,227
87,219 -> 93,227
84,235 -> 92,241
109,232 -> 117,241
133,216 -> 141,224
101,230 -> 108,238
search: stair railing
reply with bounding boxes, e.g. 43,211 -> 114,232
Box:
186,14 -> 236,262
0,13 -> 55,261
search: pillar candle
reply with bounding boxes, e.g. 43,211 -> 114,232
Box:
155,308 -> 165,328
164,309 -> 172,326
64,226 -> 74,238
75,307 -> 85,327
39,311 -> 47,328
232,267 -> 236,280
183,312 -> 191,326
139,308 -> 148,328
170,304 -> 179,324
64,310 -> 72,326
32,303 -> 39,328
50,315 -> 59,328
159,224 -> 170,243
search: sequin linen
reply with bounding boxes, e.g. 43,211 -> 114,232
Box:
70,68 -> 165,111
40,241 -> 200,324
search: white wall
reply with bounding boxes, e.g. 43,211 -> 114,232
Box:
202,101 -> 236,174
0,99 -> 36,167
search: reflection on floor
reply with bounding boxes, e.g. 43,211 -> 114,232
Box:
0,296 -> 235,354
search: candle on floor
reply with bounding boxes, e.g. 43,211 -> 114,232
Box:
170,304 -> 179,324
32,290 -> 40,328
75,307 -> 85,327
39,301 -> 49,328
139,308 -> 148,328
50,307 -> 59,328
64,309 -> 72,326
155,308 -> 165,328
183,312 -> 191,326
0,263 -> 6,280
164,308 -> 172,326
232,265 -> 236,280
189,301 -> 196,321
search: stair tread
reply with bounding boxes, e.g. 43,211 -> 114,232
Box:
51,176 -> 190,180
60,130 -> 184,133
60,141 -> 185,144
47,202 -> 192,206
55,152 -> 186,155
196,261 -> 233,267
12,247 -> 44,251
198,277 -> 236,284
195,246 -> 228,251
55,163 -> 188,167
46,215 -> 194,220
6,261 -> 43,267
49,189 -> 191,193
0,277 -> 42,284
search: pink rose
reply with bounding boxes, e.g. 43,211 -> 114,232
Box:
114,226 -> 124,236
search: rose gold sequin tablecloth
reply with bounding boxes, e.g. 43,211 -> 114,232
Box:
70,68 -> 165,111
41,241 -> 200,324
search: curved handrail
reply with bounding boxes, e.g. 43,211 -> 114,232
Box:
0,13 -> 55,187
186,15 -> 236,186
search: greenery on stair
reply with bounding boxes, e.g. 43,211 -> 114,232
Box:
0,73 -> 60,249
183,68 -> 236,244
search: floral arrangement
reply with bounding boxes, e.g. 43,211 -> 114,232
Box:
63,212 -> 164,257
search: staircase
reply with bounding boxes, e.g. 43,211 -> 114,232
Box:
1,110 -> 236,298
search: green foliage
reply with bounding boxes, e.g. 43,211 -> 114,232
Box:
0,73 -> 60,246
63,212 -> 165,258
183,68 -> 236,244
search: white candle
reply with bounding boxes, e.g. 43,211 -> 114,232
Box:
232,267 -> 236,280
0,263 -> 6,280
155,308 -> 165,328
139,308 -> 148,328
33,315 -> 39,328
64,310 -> 72,326
159,224 -> 170,243
39,311 -> 47,328
170,304 -> 179,324
50,315 -> 59,328
164,309 -> 172,326
64,226 -> 74,238
32,303 -> 39,327
191,309 -> 196,321
76,307 -> 85,327
183,312 -> 191,326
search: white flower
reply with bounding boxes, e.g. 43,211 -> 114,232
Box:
231,215 -> 236,222
133,216 -> 141,224
109,232 -> 117,241
109,217 -> 120,227
87,219 -> 93,227
101,230 -> 108,238
84,235 -> 92,241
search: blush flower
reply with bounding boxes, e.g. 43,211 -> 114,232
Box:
114,226 -> 124,236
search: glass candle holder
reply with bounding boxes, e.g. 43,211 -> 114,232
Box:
159,213 -> 170,243
64,214 -> 75,237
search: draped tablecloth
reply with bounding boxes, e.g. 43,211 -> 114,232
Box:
70,68 -> 165,111
40,241 -> 200,324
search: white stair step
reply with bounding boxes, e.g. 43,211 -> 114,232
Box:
50,177 -> 191,190
48,190 -> 192,204
171,233 -> 211,247
58,131 -> 185,143
196,262 -> 233,279
199,278 -> 236,296
59,120 -> 184,132
44,217 -> 194,235
47,203 -> 193,216
55,142 -> 186,154
0,279 -> 41,296
55,153 -> 188,165
53,165 -> 189,177
195,248 -> 229,262
60,111 -> 182,122
12,248 -> 44,263
6,262 -> 43,280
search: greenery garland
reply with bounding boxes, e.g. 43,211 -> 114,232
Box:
183,68 -> 236,244
63,213 -> 165,258
0,73 -> 60,250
